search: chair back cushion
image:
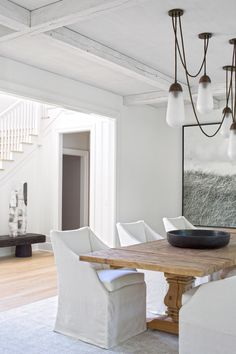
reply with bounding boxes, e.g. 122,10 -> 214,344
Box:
53,227 -> 92,255
163,216 -> 195,232
144,223 -> 163,241
119,221 -> 146,243
89,230 -> 109,252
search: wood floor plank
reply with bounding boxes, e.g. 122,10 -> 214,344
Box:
0,251 -> 57,311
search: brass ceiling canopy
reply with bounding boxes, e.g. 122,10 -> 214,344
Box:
168,9 -> 184,17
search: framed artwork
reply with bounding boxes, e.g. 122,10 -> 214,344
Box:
182,122 -> 236,228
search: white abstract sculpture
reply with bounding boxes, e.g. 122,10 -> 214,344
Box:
9,189 -> 18,237
9,182 -> 27,237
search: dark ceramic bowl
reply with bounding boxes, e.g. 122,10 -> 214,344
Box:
167,229 -> 230,249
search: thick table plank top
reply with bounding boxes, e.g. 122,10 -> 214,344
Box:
80,234 -> 236,276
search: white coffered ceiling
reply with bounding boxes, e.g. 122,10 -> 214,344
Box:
0,0 -> 235,106
69,0 -> 235,83
11,0 -> 59,11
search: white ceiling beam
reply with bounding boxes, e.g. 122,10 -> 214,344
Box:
30,0 -> 148,33
0,24 -> 15,38
124,91 -> 168,105
124,89 -> 222,108
0,0 -> 30,31
0,0 -> 149,41
45,27 -> 181,90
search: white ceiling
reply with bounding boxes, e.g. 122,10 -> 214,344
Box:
12,0 -> 58,11
69,0 -> 236,84
2,0 -> 236,99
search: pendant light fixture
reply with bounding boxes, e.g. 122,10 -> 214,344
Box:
228,122 -> 236,162
166,10 -> 185,127
166,82 -> 185,127
221,66 -> 233,138
196,33 -> 214,114
167,9 -> 236,162
221,107 -> 232,138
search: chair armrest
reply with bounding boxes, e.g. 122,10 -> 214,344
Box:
52,236 -> 108,294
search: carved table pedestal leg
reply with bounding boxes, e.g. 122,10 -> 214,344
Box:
147,273 -> 195,334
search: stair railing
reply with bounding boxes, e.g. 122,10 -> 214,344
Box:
0,100 -> 41,160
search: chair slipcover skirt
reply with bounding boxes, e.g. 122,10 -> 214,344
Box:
55,282 -> 146,349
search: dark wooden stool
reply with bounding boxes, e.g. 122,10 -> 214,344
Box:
0,233 -> 46,257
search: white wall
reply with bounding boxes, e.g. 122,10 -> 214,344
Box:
115,103 -> 225,239
0,93 -> 18,114
63,132 -> 90,150
116,105 -> 182,237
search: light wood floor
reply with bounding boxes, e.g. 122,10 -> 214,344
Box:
0,251 -> 57,312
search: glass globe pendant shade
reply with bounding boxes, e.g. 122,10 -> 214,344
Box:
220,107 -> 233,138
196,75 -> 214,114
166,82 -> 185,128
227,122 -> 236,162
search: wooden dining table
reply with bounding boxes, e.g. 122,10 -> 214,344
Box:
80,233 -> 236,335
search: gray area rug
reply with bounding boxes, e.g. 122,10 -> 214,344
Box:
0,297 -> 178,354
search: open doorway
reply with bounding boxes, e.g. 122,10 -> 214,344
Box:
62,131 -> 90,230
57,113 -> 116,246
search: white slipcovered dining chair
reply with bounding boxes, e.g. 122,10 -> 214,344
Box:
116,220 -> 168,315
50,227 -> 146,349
162,216 -> 209,286
162,216 -> 197,233
179,276 -> 236,354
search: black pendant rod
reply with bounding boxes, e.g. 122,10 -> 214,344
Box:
234,44 -> 236,121
204,37 -> 207,76
174,16 -> 178,83
170,12 -> 210,78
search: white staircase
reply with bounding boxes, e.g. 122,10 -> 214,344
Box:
0,100 -> 49,171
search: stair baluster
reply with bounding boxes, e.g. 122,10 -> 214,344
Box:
0,100 -> 44,171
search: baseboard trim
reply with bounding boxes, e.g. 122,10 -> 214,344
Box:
38,242 -> 53,252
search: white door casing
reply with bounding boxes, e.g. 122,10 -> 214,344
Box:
55,115 -> 116,246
